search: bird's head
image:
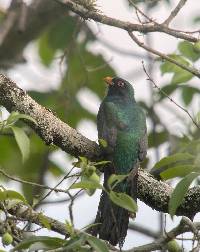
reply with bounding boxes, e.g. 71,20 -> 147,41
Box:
103,76 -> 135,101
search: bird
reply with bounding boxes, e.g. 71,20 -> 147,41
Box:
93,76 -> 147,247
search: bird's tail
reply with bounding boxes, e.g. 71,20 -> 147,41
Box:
92,164 -> 138,247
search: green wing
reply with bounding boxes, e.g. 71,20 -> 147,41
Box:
97,101 -> 127,150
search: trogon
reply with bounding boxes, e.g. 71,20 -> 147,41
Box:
93,76 -> 147,247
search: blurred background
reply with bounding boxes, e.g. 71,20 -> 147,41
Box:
0,0 -> 200,250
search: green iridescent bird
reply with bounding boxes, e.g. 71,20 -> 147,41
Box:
93,76 -> 147,247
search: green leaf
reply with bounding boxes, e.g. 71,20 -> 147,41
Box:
107,174 -> 128,189
81,172 -> 100,196
70,181 -> 103,190
160,54 -> 194,84
182,87 -> 194,106
178,41 -> 200,62
79,156 -> 88,164
15,114 -> 37,124
109,191 -> 137,213
75,156 -> 88,170
168,172 -> 200,217
151,152 -> 195,178
153,153 -> 194,170
0,189 -> 27,204
38,32 -> 56,66
99,139 -> 108,148
181,86 -> 200,106
158,84 -> 178,100
148,130 -> 169,148
49,165 -> 65,177
81,223 -> 101,232
0,108 -> 3,120
171,70 -> 193,84
86,165 -> 96,173
87,172 -> 100,184
196,111 -> 200,125
11,126 -> 30,162
160,54 -> 190,74
6,111 -> 20,125
194,41 -> 200,52
65,220 -> 74,236
38,16 -> 77,66
64,235 -> 86,250
65,46 -> 115,99
48,16 -> 76,50
193,16 -> 200,23
6,111 -> 37,126
160,164 -> 199,180
39,214 -> 51,230
12,236 -> 65,251
87,236 -> 109,252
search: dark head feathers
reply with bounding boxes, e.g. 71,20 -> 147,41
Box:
104,76 -> 135,101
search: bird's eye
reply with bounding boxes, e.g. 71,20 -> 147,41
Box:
117,80 -> 125,87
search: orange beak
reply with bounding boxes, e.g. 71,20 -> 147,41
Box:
103,76 -> 113,85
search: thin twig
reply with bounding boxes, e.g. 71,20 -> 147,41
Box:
142,61 -> 200,129
68,192 -> 75,226
128,31 -> 200,79
34,166 -> 76,207
163,0 -> 188,26
40,190 -> 84,205
0,168 -> 72,193
128,222 -> 159,239
0,2 -> 18,46
129,0 -> 157,25
18,1 -> 28,32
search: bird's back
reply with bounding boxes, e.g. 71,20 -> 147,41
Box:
115,102 -> 146,172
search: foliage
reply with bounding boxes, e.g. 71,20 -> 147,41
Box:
0,111 -> 36,162
0,188 -> 27,204
11,233 -> 109,252
159,41 -> 200,107
0,0 -> 200,251
168,172 -> 200,217
72,157 -> 137,212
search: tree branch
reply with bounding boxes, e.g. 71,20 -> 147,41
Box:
128,31 -> 200,79
54,0 -> 200,79
1,200 -> 200,252
0,0 -> 70,68
163,0 -> 188,26
0,202 -> 69,236
0,74 -> 101,160
55,0 -> 198,43
0,74 -> 200,219
0,167 -> 78,194
0,0 -> 20,46
125,217 -> 200,252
